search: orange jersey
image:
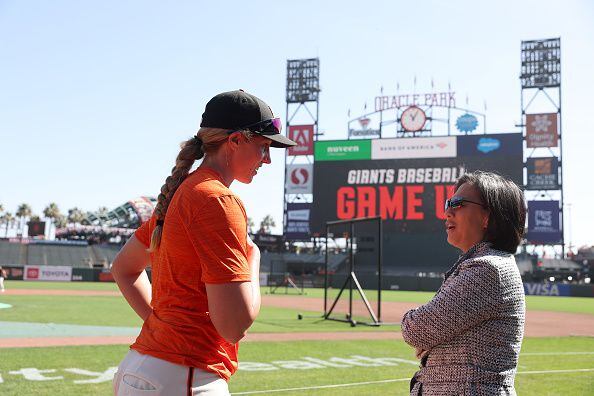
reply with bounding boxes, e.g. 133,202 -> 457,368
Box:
131,167 -> 250,381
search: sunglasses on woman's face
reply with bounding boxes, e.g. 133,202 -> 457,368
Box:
444,196 -> 486,211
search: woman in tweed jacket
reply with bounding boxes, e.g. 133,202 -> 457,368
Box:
402,171 -> 526,395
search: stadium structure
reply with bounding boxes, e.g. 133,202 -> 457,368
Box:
0,38 -> 591,297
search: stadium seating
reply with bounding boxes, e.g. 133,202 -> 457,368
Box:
91,244 -> 120,266
0,241 -> 23,265
27,244 -> 93,267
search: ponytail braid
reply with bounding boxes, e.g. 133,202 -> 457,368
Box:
148,136 -> 204,252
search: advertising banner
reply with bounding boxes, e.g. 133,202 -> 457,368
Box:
457,133 -> 523,157
4,266 -> 24,280
349,116 -> 381,138
371,136 -> 456,159
314,140 -> 371,161
523,282 -> 570,297
526,157 -> 559,190
526,201 -> 562,244
526,113 -> 558,148
285,202 -> 312,240
24,265 -> 72,281
288,125 -> 314,156
285,164 -> 313,194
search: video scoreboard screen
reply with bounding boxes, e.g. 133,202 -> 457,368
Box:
310,133 -> 523,272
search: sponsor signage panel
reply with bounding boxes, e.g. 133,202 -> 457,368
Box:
4,266 -> 24,280
526,113 -> 558,148
526,201 -> 562,244
285,202 -> 311,240
456,113 -> 478,133
371,137 -> 456,160
288,125 -> 314,156
24,265 -> 72,281
285,164 -> 313,194
349,117 -> 380,138
315,140 -> 371,161
457,133 -> 523,156
526,157 -> 559,190
523,283 -> 570,297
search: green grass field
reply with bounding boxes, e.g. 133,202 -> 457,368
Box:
7,280 -> 594,315
1,280 -> 593,395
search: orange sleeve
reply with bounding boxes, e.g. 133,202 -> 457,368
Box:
188,195 -> 250,284
134,218 -> 152,247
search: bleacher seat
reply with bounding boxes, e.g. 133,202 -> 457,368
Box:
0,241 -> 22,265
27,244 -> 94,267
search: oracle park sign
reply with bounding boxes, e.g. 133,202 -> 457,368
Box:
310,133 -> 523,274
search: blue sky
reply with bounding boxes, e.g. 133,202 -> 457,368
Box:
1,1 -> 593,248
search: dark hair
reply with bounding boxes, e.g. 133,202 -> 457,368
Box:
455,171 -> 526,254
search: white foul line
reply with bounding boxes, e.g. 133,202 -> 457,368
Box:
231,368 -> 594,395
231,378 -> 410,395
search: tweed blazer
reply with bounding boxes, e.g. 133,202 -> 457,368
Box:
402,242 -> 525,395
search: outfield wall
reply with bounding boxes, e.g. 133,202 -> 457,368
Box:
3,265 -> 592,297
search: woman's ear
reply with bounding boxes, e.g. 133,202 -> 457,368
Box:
483,214 -> 489,230
227,132 -> 242,150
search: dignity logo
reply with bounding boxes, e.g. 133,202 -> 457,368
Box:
291,168 -> 309,185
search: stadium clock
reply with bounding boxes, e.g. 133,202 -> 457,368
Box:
401,106 -> 427,132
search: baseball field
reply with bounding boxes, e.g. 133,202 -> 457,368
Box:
0,280 -> 592,395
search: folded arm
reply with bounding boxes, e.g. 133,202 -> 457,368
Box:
205,235 -> 260,344
401,262 -> 501,351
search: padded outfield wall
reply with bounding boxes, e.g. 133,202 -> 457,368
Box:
310,133 -> 523,274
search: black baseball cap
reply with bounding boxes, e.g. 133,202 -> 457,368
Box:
200,90 -> 297,148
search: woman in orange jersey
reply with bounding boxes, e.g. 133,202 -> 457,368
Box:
111,90 -> 296,395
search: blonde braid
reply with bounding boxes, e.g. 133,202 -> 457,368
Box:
148,136 -> 204,252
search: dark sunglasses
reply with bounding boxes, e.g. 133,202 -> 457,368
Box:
228,118 -> 282,136
444,196 -> 487,211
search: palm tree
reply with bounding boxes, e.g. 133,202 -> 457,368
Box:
16,203 -> 32,237
1,212 -> 15,238
54,214 -> 67,229
67,207 -> 85,226
43,203 -> 61,239
259,215 -> 276,235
